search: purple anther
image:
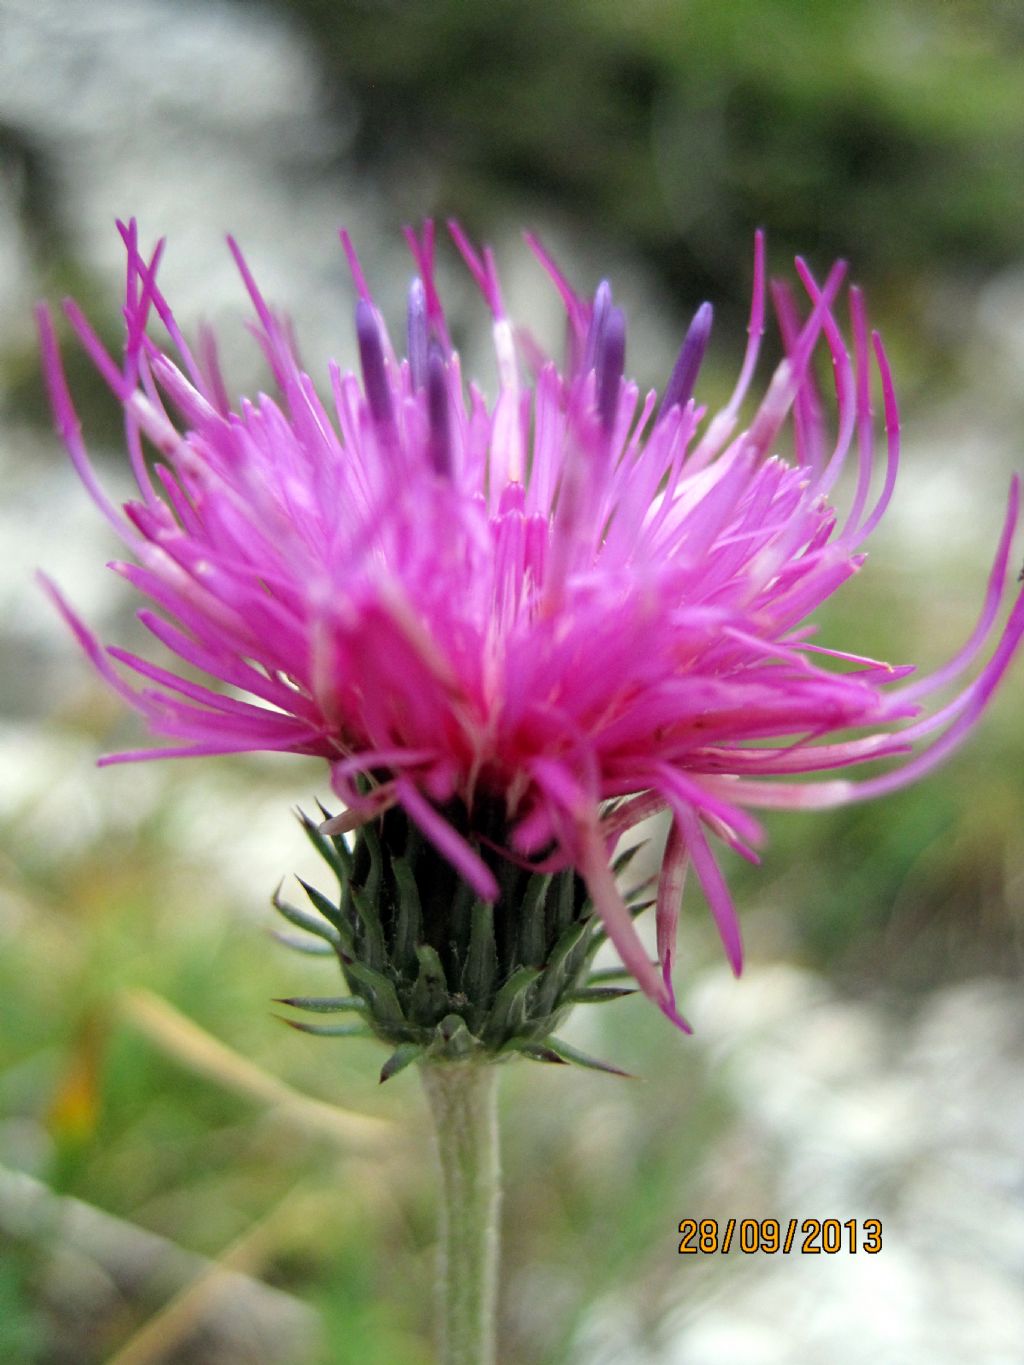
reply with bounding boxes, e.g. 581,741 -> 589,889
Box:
426,342 -> 452,476
355,297 -> 393,426
596,305 -> 626,432
582,279 -> 612,376
406,277 -> 428,390
659,302 -> 713,420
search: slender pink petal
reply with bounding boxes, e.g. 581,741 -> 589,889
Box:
896,475 -> 1020,703
577,818 -> 690,1032
338,229 -> 372,302
849,331 -> 901,545
673,806 -> 744,976
656,823 -> 689,1000
395,777 -> 499,901
321,782 -> 398,834
36,307 -> 132,540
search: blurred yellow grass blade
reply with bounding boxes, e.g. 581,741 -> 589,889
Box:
104,1182 -> 322,1365
0,1163 -> 318,1362
120,988 -> 395,1147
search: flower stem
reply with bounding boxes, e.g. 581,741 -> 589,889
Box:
420,1061 -> 501,1365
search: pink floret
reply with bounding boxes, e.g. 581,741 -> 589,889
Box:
40,220 -> 1024,1027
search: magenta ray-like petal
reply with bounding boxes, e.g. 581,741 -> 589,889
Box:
395,777 -> 500,902
656,823 -> 689,1003
577,816 -> 691,1032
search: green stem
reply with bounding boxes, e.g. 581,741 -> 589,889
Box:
420,1062 -> 501,1365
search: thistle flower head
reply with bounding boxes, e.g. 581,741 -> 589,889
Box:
40,220 -> 1024,1039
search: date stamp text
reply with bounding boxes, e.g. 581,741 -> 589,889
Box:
678,1217 -> 882,1255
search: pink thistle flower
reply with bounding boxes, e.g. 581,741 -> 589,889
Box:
39,220 -> 1024,1032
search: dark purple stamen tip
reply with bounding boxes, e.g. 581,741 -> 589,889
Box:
659,301 -> 713,421
582,279 -> 612,376
406,277 -> 428,390
355,297 -> 393,426
426,343 -> 452,477
596,306 -> 626,432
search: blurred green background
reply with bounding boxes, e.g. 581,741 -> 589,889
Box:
1,1 -> 1022,1362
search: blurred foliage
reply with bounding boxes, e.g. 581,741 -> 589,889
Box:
0,756 -> 728,1364
284,0 -> 1024,349
0,771 -> 422,1362
6,0 -> 1024,426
